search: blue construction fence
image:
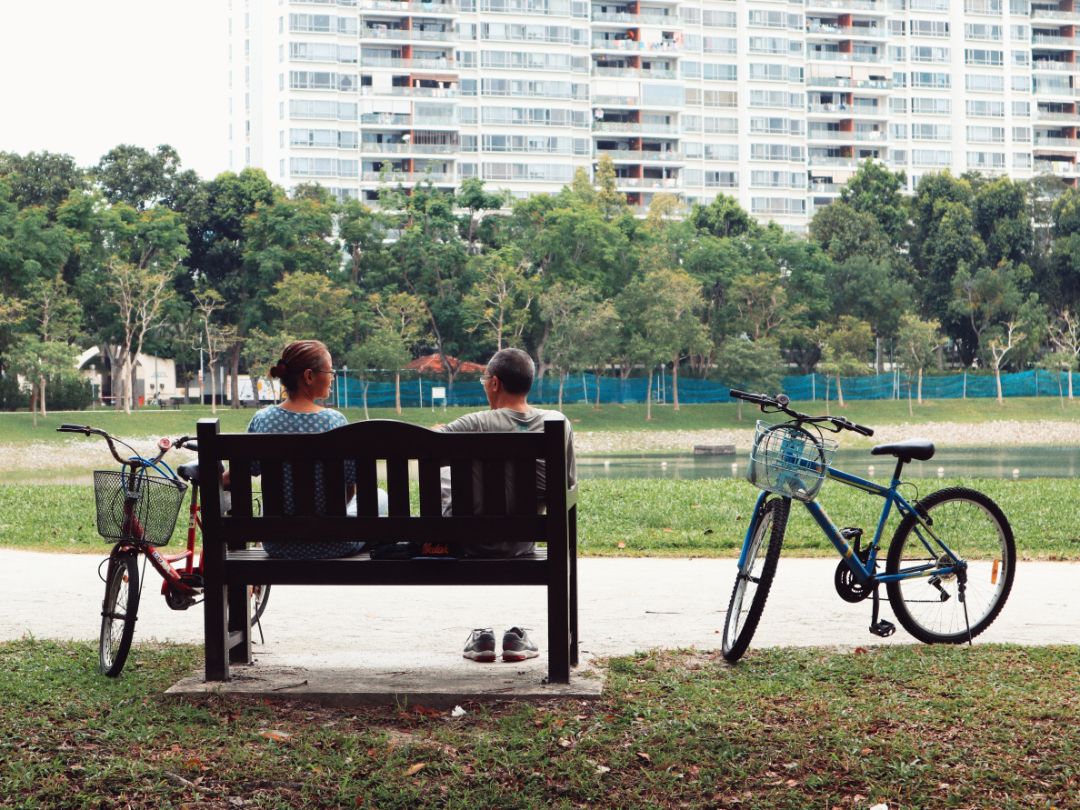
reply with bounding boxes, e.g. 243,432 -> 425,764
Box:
331,368 -> 1078,409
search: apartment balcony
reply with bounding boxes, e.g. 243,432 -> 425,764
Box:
361,170 -> 455,182
804,0 -> 887,13
598,149 -> 684,162
593,121 -> 679,135
361,27 -> 453,41
805,23 -> 888,39
1032,34 -> 1080,48
1032,8 -> 1080,22
359,142 -> 459,154
808,129 -> 886,141
807,76 -> 891,91
592,66 -> 678,79
809,181 -> 843,193
591,38 -> 685,53
356,0 -> 457,13
808,50 -> 884,64
1033,61 -> 1080,73
614,177 -> 681,189
1035,160 -> 1080,176
359,86 -> 458,98
1036,107 -> 1080,121
809,155 -> 858,167
591,11 -> 638,23
1034,136 -> 1080,150
1034,86 -> 1080,99
360,113 -> 459,128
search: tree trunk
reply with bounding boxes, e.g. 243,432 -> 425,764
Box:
394,371 -> 402,415
557,373 -> 565,410
671,354 -> 680,412
29,386 -> 38,428
995,365 -> 1004,404
210,361 -> 218,414
1058,373 -> 1065,410
231,343 -> 242,409
917,367 -> 923,405
836,374 -> 845,408
594,367 -> 602,409
1069,368 -> 1074,400
907,378 -> 913,417
39,375 -> 47,417
362,379 -> 370,420
737,399 -> 743,422
646,368 -> 653,421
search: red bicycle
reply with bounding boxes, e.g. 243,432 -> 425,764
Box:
58,424 -> 269,677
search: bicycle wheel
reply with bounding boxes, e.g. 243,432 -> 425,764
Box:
885,487 -> 1015,645
722,497 -> 790,662
250,584 -> 271,627
99,551 -> 141,677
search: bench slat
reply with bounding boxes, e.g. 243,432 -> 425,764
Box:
291,459 -> 317,516
513,459 -> 537,516
387,457 -> 410,517
355,458 -> 380,516
418,459 -> 442,517
482,460 -> 506,515
230,460 -> 253,519
261,460 -> 285,517
224,555 -> 550,587
220,514 -> 546,544
450,459 -> 474,516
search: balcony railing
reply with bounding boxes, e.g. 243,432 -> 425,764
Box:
360,113 -> 459,126
809,129 -> 886,141
804,0 -> 884,11
591,11 -> 637,22
361,57 -> 454,69
806,23 -> 888,38
359,86 -> 458,98
1036,109 -> 1080,121
1033,61 -> 1080,73
1034,136 -> 1080,147
362,171 -> 455,182
359,143 -> 459,153
599,149 -> 684,161
808,50 -> 884,63
809,156 -> 857,166
614,177 -> 680,188
1032,9 -> 1080,21
593,121 -> 679,134
809,181 -> 842,193
807,76 -> 891,89
592,67 -> 677,79
356,0 -> 457,11
591,38 -> 684,52
361,27 -> 453,41
1032,34 -> 1080,46
1034,86 -> 1080,98
1035,160 -> 1080,175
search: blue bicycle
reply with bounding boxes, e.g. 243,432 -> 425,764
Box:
722,390 -> 1016,662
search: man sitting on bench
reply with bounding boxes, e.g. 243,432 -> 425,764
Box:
439,347 -> 577,663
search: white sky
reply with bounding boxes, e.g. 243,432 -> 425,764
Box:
0,1 -> 229,180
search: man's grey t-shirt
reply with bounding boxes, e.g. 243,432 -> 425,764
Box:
439,407 -> 576,557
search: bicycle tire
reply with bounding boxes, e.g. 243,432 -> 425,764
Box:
885,487 -> 1015,645
250,584 -> 271,626
722,497 -> 790,662
99,551 -> 140,677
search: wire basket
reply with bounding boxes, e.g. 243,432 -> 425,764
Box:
747,421 -> 838,502
93,470 -> 187,545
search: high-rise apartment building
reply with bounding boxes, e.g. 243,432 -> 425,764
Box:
228,0 -> 1080,230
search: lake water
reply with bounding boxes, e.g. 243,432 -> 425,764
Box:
578,445 -> 1073,480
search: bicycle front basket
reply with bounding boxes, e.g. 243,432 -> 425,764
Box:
747,421 -> 838,502
93,470 -> 187,545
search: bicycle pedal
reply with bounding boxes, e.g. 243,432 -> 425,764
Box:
869,620 -> 896,638
178,573 -> 204,589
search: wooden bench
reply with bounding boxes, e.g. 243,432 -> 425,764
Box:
196,417 -> 579,684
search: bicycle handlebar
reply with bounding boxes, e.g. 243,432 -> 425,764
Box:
728,389 -> 874,437
57,425 -> 198,466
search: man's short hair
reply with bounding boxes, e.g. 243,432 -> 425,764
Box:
488,348 -> 534,395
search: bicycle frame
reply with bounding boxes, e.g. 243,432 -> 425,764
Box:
740,456 -> 965,588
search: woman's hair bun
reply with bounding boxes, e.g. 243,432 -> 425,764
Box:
269,360 -> 287,379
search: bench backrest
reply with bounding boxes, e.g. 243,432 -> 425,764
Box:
195,417 -> 572,553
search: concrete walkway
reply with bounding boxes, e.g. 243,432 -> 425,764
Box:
5,550 -> 1076,702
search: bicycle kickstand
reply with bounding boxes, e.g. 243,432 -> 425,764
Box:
868,584 -> 896,638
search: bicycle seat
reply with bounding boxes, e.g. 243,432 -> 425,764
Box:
871,439 -> 935,462
177,461 -> 201,483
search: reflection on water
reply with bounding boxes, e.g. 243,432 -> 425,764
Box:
578,446 -> 1075,480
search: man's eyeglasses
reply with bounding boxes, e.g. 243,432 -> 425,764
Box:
480,373 -> 493,383
311,368 -> 336,375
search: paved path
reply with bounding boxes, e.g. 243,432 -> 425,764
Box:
4,550 -> 1076,669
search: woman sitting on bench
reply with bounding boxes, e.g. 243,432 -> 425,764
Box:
226,338 -> 385,559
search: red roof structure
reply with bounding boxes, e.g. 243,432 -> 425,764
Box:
405,354 -> 486,374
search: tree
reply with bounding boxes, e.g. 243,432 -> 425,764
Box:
838,159 -> 908,247
8,336 -> 76,425
715,338 -> 784,421
21,275 -> 82,414
576,300 -> 621,409
0,151 -> 84,214
265,272 -> 356,357
92,144 -> 183,210
809,201 -> 893,264
338,198 -> 385,286
1048,307 -> 1080,400
948,261 -> 1030,365
981,296 -> 1045,405
457,177 -> 507,252
824,255 -> 912,370
689,194 -> 756,239
345,327 -> 410,420
817,316 -> 873,408
1039,350 -> 1075,409
193,287 -> 237,413
538,282 -> 592,409
244,328 -> 296,403
729,272 -> 803,342
368,291 -> 427,414
896,314 -> 944,410
463,246 -> 536,353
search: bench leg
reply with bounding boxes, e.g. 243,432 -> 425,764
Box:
569,505 -> 579,668
547,550 -> 571,685
228,583 -> 252,664
204,583 -> 229,681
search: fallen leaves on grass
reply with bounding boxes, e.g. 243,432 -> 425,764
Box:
259,730 -> 291,742
405,763 -> 426,776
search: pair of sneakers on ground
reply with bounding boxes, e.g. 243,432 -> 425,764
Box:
463,627 -> 538,662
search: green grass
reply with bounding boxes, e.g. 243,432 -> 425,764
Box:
4,395 -> 1080,445
5,478 -> 1079,559
1,639 -> 1078,808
